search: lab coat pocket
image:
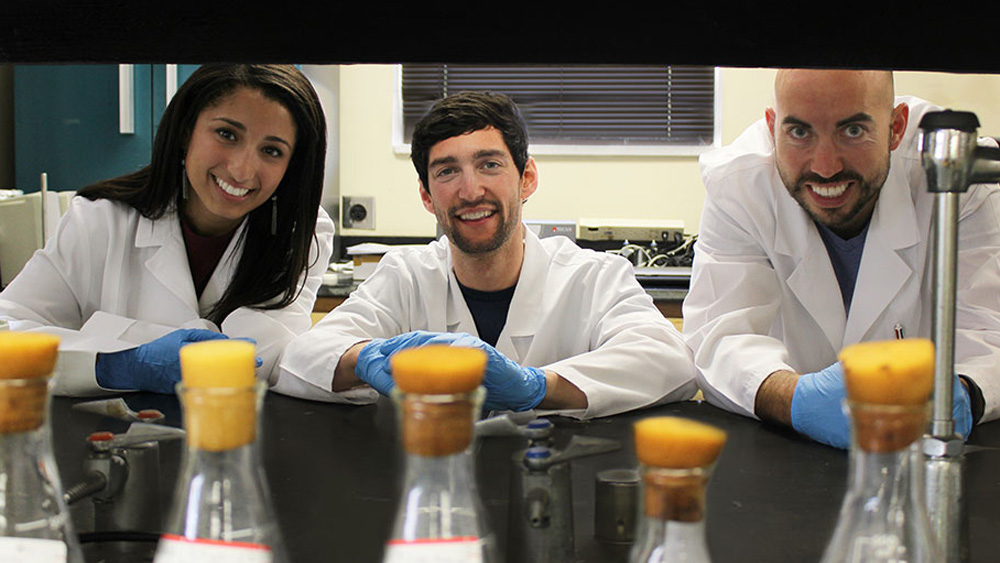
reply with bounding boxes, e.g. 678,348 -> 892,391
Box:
509,335 -> 534,364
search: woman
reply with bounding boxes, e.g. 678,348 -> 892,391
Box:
0,64 -> 334,395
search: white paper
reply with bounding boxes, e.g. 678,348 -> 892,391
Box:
353,262 -> 378,281
346,242 -> 425,256
0,536 -> 68,562
383,537 -> 483,563
153,535 -> 272,563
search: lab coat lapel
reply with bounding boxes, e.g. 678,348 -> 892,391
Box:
495,229 -> 544,362
774,187 -> 846,352
198,219 -> 248,314
137,212 -> 198,308
844,174 -> 921,345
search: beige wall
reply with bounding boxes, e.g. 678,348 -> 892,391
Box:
335,66 -> 1000,238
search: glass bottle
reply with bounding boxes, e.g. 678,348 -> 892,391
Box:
382,346 -> 497,563
629,417 -> 726,563
0,331 -> 84,562
630,466 -> 713,563
820,400 -> 942,563
153,340 -> 287,563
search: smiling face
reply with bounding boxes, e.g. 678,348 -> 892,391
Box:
765,70 -> 908,238
182,87 -> 297,236
420,127 -> 537,256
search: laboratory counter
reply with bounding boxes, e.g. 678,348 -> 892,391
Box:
50,393 -> 1000,563
317,265 -> 691,319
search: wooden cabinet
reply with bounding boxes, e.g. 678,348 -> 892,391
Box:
311,293 -> 683,329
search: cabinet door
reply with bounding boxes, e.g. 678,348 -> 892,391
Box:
14,64 -> 156,192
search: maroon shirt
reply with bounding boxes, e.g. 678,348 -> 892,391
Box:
180,220 -> 237,298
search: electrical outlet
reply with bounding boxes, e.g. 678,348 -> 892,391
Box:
342,196 -> 375,230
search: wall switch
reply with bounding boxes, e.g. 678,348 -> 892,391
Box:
342,196 -> 375,230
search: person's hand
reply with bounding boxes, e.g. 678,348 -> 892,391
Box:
449,335 -> 547,412
790,363 -> 849,449
354,331 -> 469,395
96,329 -> 230,394
954,375 -> 973,440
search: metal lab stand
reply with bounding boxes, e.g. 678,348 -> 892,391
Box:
919,110 -> 1000,563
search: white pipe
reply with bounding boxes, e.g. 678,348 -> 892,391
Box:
118,64 -> 135,135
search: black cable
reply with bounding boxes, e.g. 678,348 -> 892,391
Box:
78,530 -> 161,544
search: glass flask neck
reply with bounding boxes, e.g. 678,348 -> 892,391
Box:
629,466 -> 713,563
844,400 -> 931,499
178,382 -> 262,453
397,390 -> 479,457
387,450 -> 496,562
386,388 -> 496,562
632,519 -> 711,563
820,401 -> 941,563
165,442 -> 276,540
156,381 -> 285,563
0,376 -> 48,435
846,445 -> 915,498
397,449 -> 483,527
0,377 -> 84,562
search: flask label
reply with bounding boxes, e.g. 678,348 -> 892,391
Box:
155,534 -> 272,563
384,537 -> 483,563
0,536 -> 68,562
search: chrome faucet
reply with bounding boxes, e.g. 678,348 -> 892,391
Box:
64,419 -> 185,556
506,419 -> 620,563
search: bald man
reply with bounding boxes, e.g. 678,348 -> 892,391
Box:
683,70 -> 1000,448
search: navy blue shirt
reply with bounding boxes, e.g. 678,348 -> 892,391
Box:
816,221 -> 870,312
457,280 -> 516,347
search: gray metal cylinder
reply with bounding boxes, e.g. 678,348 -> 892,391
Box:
594,468 -> 639,544
924,448 -> 968,562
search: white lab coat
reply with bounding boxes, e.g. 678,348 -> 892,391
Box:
277,228 -> 698,419
683,96 -> 1000,422
0,196 -> 334,396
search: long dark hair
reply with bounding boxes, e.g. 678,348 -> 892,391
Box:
77,64 -> 327,325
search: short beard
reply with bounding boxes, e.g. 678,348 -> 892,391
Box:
440,200 -> 519,255
780,167 -> 888,237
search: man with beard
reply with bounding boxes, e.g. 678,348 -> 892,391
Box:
277,91 -> 698,417
683,69 -> 1000,448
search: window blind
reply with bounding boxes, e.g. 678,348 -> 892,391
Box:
401,64 -> 715,146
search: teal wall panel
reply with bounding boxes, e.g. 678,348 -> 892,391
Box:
14,65 -> 156,192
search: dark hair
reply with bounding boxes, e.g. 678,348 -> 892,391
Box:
410,91 -> 529,190
77,64 -> 327,325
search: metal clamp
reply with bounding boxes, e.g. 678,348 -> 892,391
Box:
923,435 -> 965,459
919,110 -> 1000,563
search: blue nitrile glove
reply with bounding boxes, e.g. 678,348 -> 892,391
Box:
790,363 -> 849,449
448,334 -> 547,412
354,331 -> 470,395
96,328 -> 230,394
953,375 -> 973,440
231,337 -> 264,368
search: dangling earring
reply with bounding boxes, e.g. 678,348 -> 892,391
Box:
270,195 -> 278,236
181,159 -> 190,200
